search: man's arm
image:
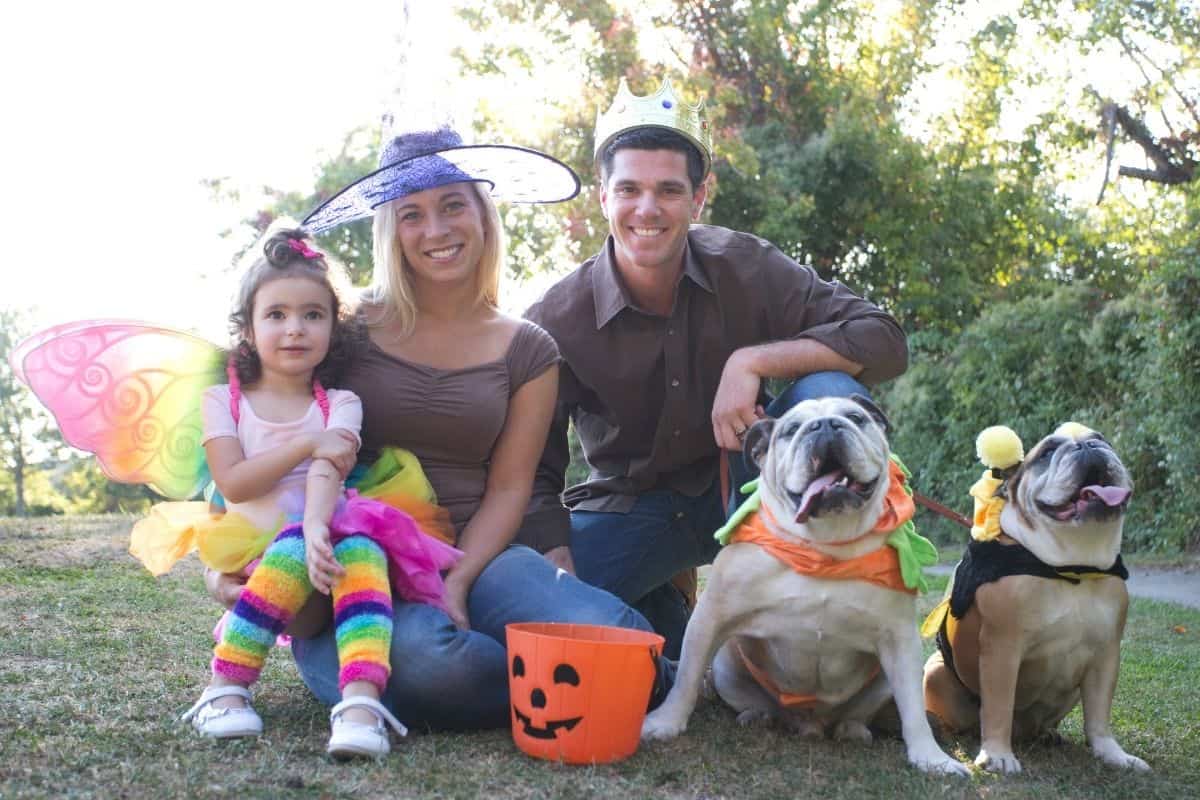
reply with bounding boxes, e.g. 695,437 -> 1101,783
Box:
711,241 -> 908,450
711,338 -> 864,451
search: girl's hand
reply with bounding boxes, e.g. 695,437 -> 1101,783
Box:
441,569 -> 472,631
312,429 -> 358,478
304,520 -> 344,594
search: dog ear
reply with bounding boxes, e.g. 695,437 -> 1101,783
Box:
742,418 -> 775,468
849,394 -> 890,434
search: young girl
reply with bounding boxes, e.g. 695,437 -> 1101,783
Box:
180,229 -> 457,758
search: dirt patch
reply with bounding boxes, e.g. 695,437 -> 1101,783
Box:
0,516 -> 135,569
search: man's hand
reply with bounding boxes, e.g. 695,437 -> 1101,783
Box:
311,429 -> 358,478
304,520 -> 344,595
543,545 -> 576,575
712,348 -> 765,451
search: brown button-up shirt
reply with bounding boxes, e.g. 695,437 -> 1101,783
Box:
520,224 -> 907,551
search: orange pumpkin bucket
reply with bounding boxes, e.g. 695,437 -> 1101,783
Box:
505,622 -> 665,764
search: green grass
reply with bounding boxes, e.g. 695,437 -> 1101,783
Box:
1,515 -> 1198,799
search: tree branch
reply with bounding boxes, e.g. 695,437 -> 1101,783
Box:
1100,100 -> 1197,187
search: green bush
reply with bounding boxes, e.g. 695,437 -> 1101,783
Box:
881,269 -> 1199,553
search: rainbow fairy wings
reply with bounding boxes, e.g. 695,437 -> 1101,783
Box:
10,319 -> 227,500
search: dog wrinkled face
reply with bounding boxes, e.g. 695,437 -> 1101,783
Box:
745,395 -> 891,539
1009,423 -> 1132,527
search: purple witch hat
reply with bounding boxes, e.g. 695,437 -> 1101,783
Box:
302,127 -> 580,234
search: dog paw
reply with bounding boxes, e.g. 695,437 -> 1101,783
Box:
783,717 -> 825,739
1034,728 -> 1067,746
641,710 -> 686,741
833,720 -> 873,744
735,708 -> 774,728
912,752 -> 971,777
1092,738 -> 1151,771
975,748 -> 1022,774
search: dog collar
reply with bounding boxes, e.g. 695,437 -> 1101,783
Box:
716,457 -> 938,593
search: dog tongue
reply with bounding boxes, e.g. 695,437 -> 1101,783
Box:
795,470 -> 845,523
1080,485 -> 1131,507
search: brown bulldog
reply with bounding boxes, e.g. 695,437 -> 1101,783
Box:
923,422 -> 1149,773
642,396 -> 968,776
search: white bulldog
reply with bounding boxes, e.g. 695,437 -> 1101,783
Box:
923,423 -> 1149,773
641,396 -> 967,776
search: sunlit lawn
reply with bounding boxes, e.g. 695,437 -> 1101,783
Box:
2,515 -> 1197,799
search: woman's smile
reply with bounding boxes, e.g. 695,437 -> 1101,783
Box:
424,243 -> 465,262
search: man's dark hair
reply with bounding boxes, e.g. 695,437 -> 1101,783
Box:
599,127 -> 706,190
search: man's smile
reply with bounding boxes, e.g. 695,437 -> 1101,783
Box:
631,226 -> 667,238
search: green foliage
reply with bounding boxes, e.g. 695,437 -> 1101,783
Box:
0,309 -> 71,516
881,239 -> 1200,551
250,127 -> 379,285
52,459 -> 155,515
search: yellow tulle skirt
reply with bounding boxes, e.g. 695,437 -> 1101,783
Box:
129,447 -> 455,576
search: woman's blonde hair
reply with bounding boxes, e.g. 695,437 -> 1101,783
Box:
363,182 -> 503,336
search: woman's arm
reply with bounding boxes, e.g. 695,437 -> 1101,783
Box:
441,365 -> 559,629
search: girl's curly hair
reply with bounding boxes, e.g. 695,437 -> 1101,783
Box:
228,228 -> 364,388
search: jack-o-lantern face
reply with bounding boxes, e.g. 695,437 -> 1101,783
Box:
510,654 -> 583,740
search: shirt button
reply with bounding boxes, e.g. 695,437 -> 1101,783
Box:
672,429 -> 681,437
675,511 -> 685,520
667,328 -> 675,335
670,378 -> 680,388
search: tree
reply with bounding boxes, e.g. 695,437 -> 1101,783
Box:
0,310 -> 69,516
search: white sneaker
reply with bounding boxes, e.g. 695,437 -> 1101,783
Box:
181,685 -> 263,739
327,696 -> 407,759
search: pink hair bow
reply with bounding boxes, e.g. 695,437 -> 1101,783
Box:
287,238 -> 323,259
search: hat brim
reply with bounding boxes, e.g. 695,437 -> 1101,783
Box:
302,145 -> 581,234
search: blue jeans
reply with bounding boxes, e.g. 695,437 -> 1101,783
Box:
570,371 -> 870,658
291,544 -> 651,730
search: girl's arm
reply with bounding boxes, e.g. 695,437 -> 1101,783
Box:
204,434 -> 316,504
441,365 -> 559,629
204,428 -> 356,504
302,456 -> 346,594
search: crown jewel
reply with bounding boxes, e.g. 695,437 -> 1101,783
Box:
594,78 -> 712,176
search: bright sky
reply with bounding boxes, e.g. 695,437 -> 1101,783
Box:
2,0 -> 447,342
1,0 -> 1175,345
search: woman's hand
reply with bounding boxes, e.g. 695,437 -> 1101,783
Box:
311,429 -> 358,478
441,569 -> 473,631
543,545 -> 576,574
205,565 -> 248,610
304,520 -> 344,595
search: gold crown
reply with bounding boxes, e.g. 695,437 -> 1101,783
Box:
594,78 -> 712,176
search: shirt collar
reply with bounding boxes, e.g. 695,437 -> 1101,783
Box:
591,230 -> 715,329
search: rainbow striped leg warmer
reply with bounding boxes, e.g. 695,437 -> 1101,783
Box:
212,525 -> 311,685
332,535 -> 393,692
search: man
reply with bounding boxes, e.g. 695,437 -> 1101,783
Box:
523,78 -> 908,657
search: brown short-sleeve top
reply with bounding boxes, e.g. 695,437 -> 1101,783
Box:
340,319 -> 559,535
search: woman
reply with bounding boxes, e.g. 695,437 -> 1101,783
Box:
208,127 -> 652,730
